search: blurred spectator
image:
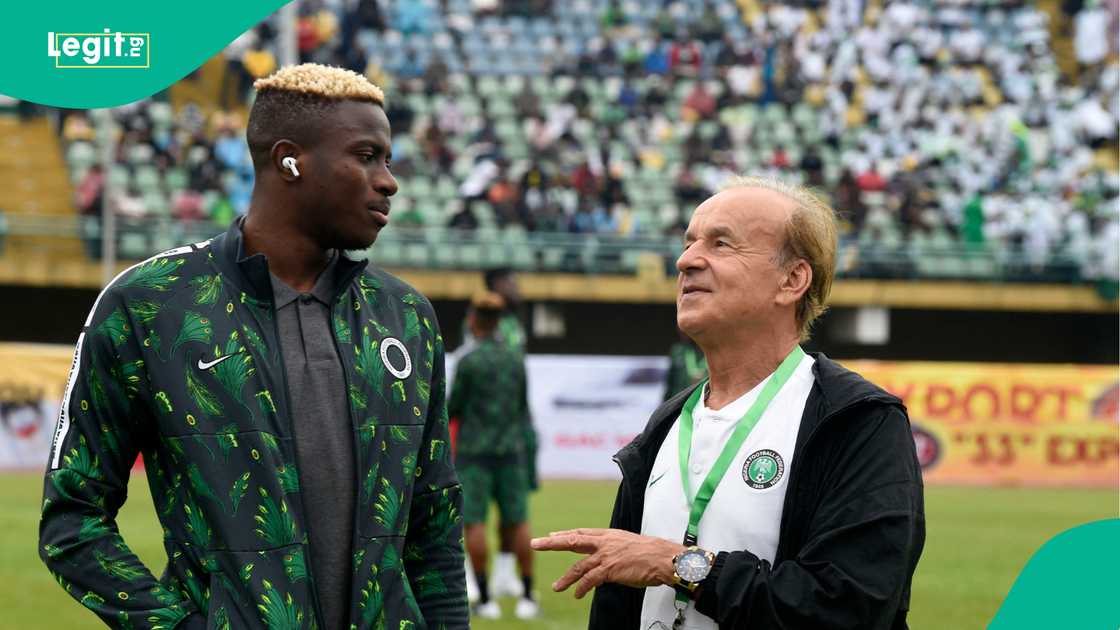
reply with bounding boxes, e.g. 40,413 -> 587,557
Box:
242,46 -> 277,79
654,5 -> 676,40
1074,0 -> 1111,72
694,3 -> 724,42
62,113 -> 95,143
682,82 -> 716,119
488,173 -> 521,226
424,54 -> 450,94
600,0 -> 627,31
115,187 -> 147,219
856,163 -> 888,192
571,161 -> 599,198
449,203 -> 480,230
771,145 -> 791,169
214,125 -> 247,171
644,39 -> 671,75
172,189 -> 206,222
473,0 -> 499,18
221,31 -> 257,108
395,1 -> 434,35
514,84 -> 542,120
74,164 -> 104,218
835,169 -> 867,231
669,36 -> 702,76
297,15 -> 321,63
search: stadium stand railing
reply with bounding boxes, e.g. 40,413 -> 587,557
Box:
0,211 -> 1103,287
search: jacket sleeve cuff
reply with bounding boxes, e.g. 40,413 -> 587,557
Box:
694,549 -> 760,619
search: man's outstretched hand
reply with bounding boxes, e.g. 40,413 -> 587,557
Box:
531,528 -> 687,599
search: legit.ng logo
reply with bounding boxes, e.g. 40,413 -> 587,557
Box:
47,29 -> 150,69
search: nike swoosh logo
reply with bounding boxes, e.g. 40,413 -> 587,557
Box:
197,353 -> 238,371
647,471 -> 667,489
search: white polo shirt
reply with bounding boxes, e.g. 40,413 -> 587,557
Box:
639,353 -> 816,630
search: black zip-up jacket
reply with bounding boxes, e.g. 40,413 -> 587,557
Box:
588,354 -> 925,629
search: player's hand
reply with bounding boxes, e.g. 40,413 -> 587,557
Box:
531,528 -> 686,598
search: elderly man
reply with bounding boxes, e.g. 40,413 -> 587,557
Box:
533,177 -> 925,629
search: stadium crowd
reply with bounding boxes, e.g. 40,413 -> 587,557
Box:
57,0 -> 1119,281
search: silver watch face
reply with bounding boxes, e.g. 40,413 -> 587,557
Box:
675,549 -> 711,583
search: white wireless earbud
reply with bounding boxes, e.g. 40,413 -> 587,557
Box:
282,156 -> 300,177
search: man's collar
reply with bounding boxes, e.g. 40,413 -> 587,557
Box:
269,252 -> 341,308
213,217 -> 369,303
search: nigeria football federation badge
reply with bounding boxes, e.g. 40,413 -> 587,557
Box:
743,449 -> 784,489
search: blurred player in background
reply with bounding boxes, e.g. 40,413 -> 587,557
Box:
450,292 -> 539,620
38,64 -> 466,629
456,268 -> 537,603
663,333 -> 707,401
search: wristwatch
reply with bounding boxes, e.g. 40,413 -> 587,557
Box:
671,546 -> 715,596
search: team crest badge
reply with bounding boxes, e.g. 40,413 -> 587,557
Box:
380,337 -> 412,379
742,449 -> 784,489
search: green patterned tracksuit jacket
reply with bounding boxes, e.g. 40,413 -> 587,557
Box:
448,338 -> 530,459
39,221 -> 467,629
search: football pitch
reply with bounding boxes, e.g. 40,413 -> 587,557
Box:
2,474 -> 1115,629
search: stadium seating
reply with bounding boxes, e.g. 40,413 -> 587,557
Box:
46,0 -> 1118,283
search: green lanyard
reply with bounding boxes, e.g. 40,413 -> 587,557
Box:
677,345 -> 804,547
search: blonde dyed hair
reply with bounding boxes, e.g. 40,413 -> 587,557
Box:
253,63 -> 384,104
721,175 -> 838,341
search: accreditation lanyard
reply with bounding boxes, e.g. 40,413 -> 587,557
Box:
670,346 -> 804,625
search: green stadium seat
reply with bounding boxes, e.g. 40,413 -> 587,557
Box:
127,144 -> 155,166
69,166 -> 89,185
143,190 -> 170,217
66,142 -> 97,170
456,241 -> 482,268
404,242 -> 429,267
474,202 -> 495,226
490,98 -> 516,119
134,166 -> 161,193
106,164 -> 128,188
119,231 -> 150,259
540,246 -> 565,270
510,243 -> 535,270
555,76 -> 579,98
147,102 -> 173,127
371,236 -> 402,266
477,76 -> 503,97
620,249 -> 643,273
152,223 -> 177,252
164,168 -> 188,191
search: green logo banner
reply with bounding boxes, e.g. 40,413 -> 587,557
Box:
988,518 -> 1120,629
1,1 -> 290,108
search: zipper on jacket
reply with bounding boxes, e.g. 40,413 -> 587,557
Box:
328,295 -> 368,629
268,304 -> 328,629
775,393 -> 901,562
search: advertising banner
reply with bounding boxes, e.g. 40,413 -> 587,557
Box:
527,357 -> 1118,487
527,354 -> 667,480
4,344 -> 1117,487
850,361 -> 1119,487
0,344 -> 73,469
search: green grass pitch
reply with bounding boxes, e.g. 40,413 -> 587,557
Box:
2,473 -> 1114,628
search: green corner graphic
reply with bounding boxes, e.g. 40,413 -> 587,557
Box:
988,518 -> 1120,629
1,1 -> 291,108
